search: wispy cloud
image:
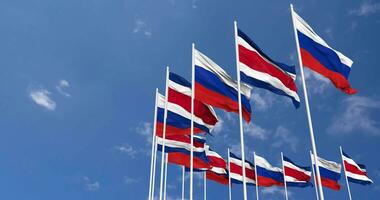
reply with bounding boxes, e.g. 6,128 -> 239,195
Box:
272,126 -> 299,152
29,88 -> 56,111
124,176 -> 141,184
56,79 -> 71,97
328,96 -> 380,135
191,0 -> 198,9
302,68 -> 330,94
261,186 -> 292,197
83,176 -> 100,191
114,143 -> 138,158
136,122 -> 153,144
350,1 -> 380,16
251,92 -> 275,111
244,123 -> 269,140
212,118 -> 224,135
133,19 -> 152,37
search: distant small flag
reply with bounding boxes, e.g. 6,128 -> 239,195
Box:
311,154 -> 342,190
229,152 -> 256,185
237,28 -> 300,108
156,135 -> 210,169
342,150 -> 373,185
283,155 -> 312,187
194,48 -> 252,122
254,154 -> 284,187
292,10 -> 357,94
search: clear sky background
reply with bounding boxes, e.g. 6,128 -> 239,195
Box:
0,0 -> 379,199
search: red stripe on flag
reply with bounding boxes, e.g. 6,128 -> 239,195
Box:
168,152 -> 210,169
344,161 -> 367,176
257,176 -> 284,187
206,171 -> 228,185
238,45 -> 298,92
230,163 -> 255,180
284,166 -> 311,181
155,122 -> 204,137
168,88 -> 218,125
195,82 -> 251,122
300,48 -> 357,95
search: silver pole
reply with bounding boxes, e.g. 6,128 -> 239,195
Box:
233,20 -> 248,200
340,146 -> 353,200
281,153 -> 289,200
159,67 -> 170,200
290,4 -> 324,200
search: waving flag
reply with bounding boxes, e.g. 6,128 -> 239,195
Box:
157,135 -> 210,169
205,146 -> 229,185
194,48 -> 252,122
255,154 -> 284,187
292,10 -> 357,94
283,155 -> 312,187
342,150 -> 373,185
311,154 -> 342,190
156,73 -> 218,136
237,28 -> 300,108
229,152 -> 256,185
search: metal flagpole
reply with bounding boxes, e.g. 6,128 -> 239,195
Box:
310,151 -> 320,200
254,152 -> 259,200
281,152 -> 289,200
152,132 -> 158,200
234,20 -> 248,200
204,172 -> 207,200
228,148 -> 232,200
159,67 -> 170,200
182,166 -> 185,200
290,4 -> 324,200
149,89 -> 159,200
190,43 -> 196,200
164,154 -> 168,200
340,146 -> 353,200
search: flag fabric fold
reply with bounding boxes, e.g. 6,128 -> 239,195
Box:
342,150 -> 373,185
255,154 -> 284,187
156,73 -> 219,136
237,28 -> 301,108
194,48 -> 252,122
205,146 -> 229,185
311,154 -> 342,190
229,152 -> 256,185
292,10 -> 357,94
283,155 -> 312,187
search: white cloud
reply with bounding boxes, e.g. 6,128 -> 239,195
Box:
261,186 -> 292,197
29,88 -> 56,111
114,143 -> 138,158
136,122 -> 153,144
191,0 -> 198,9
271,126 -> 299,152
328,96 -> 380,135
244,123 -> 269,140
350,1 -> 380,16
83,176 -> 100,191
124,177 -> 141,184
212,118 -> 224,135
133,19 -> 152,37
302,68 -> 330,94
56,79 -> 71,97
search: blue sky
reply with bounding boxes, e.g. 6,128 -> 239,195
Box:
0,0 -> 379,199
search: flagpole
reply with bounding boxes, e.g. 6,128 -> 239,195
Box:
310,151 -> 320,200
281,152 -> 288,200
234,20 -> 248,200
182,166 -> 185,200
148,89 -> 159,200
159,67 -> 170,200
290,4 -> 324,200
204,172 -> 207,200
164,154 -> 168,200
152,132 -> 158,200
190,43 -> 196,200
340,146 -> 353,200
228,148 -> 232,200
254,152 -> 259,200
